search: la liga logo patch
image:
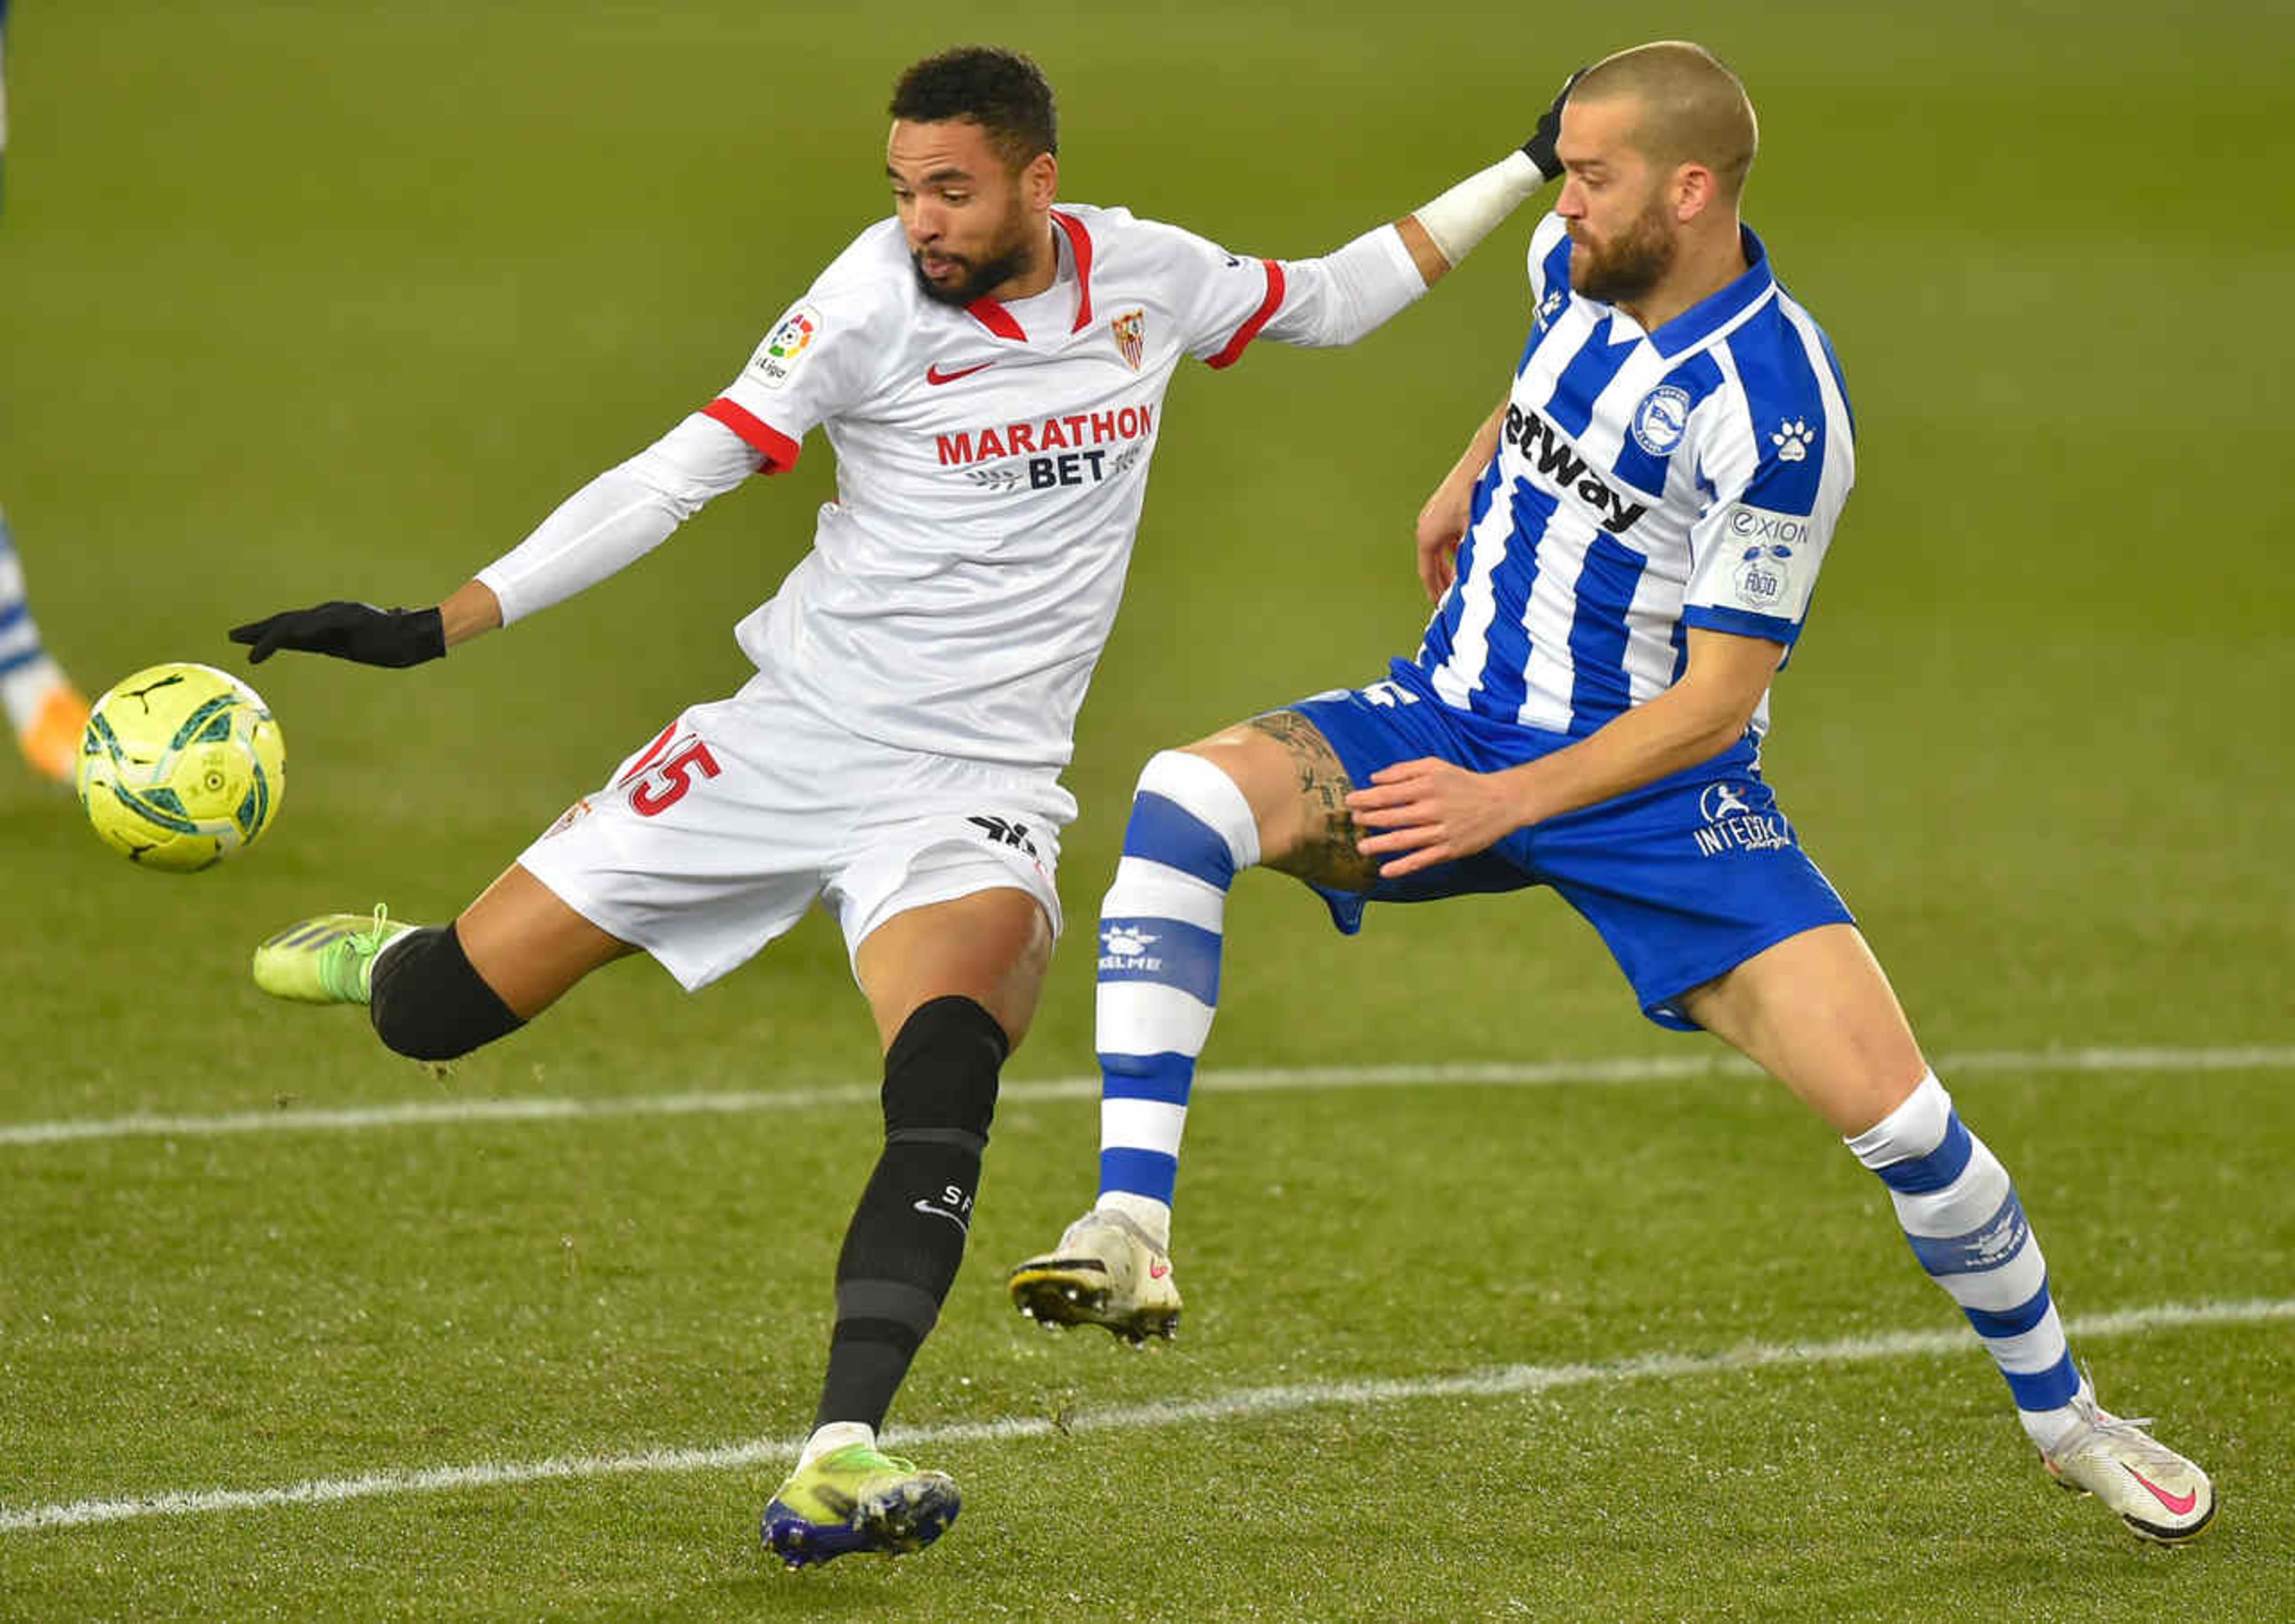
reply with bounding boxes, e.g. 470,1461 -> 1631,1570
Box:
749,304 -> 822,390
766,306 -> 819,359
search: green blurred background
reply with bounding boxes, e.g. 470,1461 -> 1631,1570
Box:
1,4 -> 2290,1617
5,0 -> 2285,1104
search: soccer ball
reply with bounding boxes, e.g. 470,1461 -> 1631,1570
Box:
75,662 -> 286,872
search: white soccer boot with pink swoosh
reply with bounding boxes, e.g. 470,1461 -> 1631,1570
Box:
2043,1384 -> 2215,1543
1008,1207 -> 1181,1343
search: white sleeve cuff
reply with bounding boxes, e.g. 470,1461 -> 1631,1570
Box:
1412,148 -> 1548,267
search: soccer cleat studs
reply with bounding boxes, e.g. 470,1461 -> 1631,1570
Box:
1007,1210 -> 1181,1343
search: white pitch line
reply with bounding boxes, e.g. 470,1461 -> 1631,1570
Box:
4,1295 -> 2287,1535
2,1044 -> 2292,1150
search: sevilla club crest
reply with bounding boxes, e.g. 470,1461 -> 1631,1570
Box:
1111,309 -> 1145,371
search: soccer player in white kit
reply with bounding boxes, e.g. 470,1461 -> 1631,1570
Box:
1009,41 -> 2216,1546
231,46 -> 1586,1567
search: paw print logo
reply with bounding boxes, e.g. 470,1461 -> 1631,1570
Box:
1537,289 -> 1566,329
1772,418 -> 1814,463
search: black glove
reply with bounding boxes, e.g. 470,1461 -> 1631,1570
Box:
229,601 -> 446,667
1520,67 -> 1589,180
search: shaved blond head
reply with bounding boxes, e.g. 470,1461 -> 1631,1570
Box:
1572,41 -> 1758,199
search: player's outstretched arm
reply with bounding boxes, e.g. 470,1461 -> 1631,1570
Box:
229,599 -> 453,667
228,415 -> 758,669
1256,68 -> 1582,353
229,580 -> 502,667
437,578 -> 506,646
1403,66 -> 1584,285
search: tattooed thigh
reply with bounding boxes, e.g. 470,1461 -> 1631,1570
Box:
1243,710 -> 1383,892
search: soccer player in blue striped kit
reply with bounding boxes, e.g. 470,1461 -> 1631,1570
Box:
0,0 -> 93,783
1009,39 -> 2215,1543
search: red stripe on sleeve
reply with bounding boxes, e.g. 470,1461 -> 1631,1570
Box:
1204,259 -> 1287,370
702,397 -> 802,474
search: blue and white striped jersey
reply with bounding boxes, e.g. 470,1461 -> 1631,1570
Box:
1416,212 -> 1855,741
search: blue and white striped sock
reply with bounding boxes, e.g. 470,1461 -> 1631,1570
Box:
1847,1071 -> 2084,1451
1091,750 -> 1260,1251
0,508 -> 71,730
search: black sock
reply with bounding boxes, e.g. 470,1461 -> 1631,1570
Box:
368,923 -> 523,1061
812,995 -> 1007,1433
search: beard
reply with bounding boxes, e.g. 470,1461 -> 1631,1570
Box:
911,243 -> 1033,307
1570,196 -> 1677,307
910,210 -> 1038,307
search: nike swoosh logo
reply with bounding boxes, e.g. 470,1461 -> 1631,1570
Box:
925,361 -> 995,385
912,1199 -> 971,1233
1149,1260 -> 1171,1279
2123,1464 -> 2199,1517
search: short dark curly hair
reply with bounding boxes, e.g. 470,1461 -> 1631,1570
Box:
889,46 -> 1058,171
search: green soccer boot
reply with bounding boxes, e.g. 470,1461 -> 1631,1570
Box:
251,906 -> 415,1004
760,1443 -> 960,1569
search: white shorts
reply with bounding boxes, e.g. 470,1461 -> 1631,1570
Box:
518,672 -> 1069,991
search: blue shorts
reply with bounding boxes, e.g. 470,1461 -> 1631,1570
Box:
1287,660 -> 1855,1031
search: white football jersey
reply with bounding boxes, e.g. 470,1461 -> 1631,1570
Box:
702,205 -> 1403,771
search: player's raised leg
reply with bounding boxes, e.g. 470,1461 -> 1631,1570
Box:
761,885 -> 1048,1568
1678,924 -> 2214,1543
251,862 -> 635,1060
1009,714 -> 1372,1340
0,508 -> 90,784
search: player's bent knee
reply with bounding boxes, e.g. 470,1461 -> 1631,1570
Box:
368,924 -> 525,1061
881,995 -> 1007,1141
1124,748 -> 1263,876
1136,746 -> 1241,806
1175,721 -> 1339,877
1847,1068 -> 1950,1158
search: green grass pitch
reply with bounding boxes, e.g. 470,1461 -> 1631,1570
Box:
3,2 -> 2291,1619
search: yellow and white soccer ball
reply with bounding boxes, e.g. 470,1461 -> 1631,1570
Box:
75,662 -> 285,872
